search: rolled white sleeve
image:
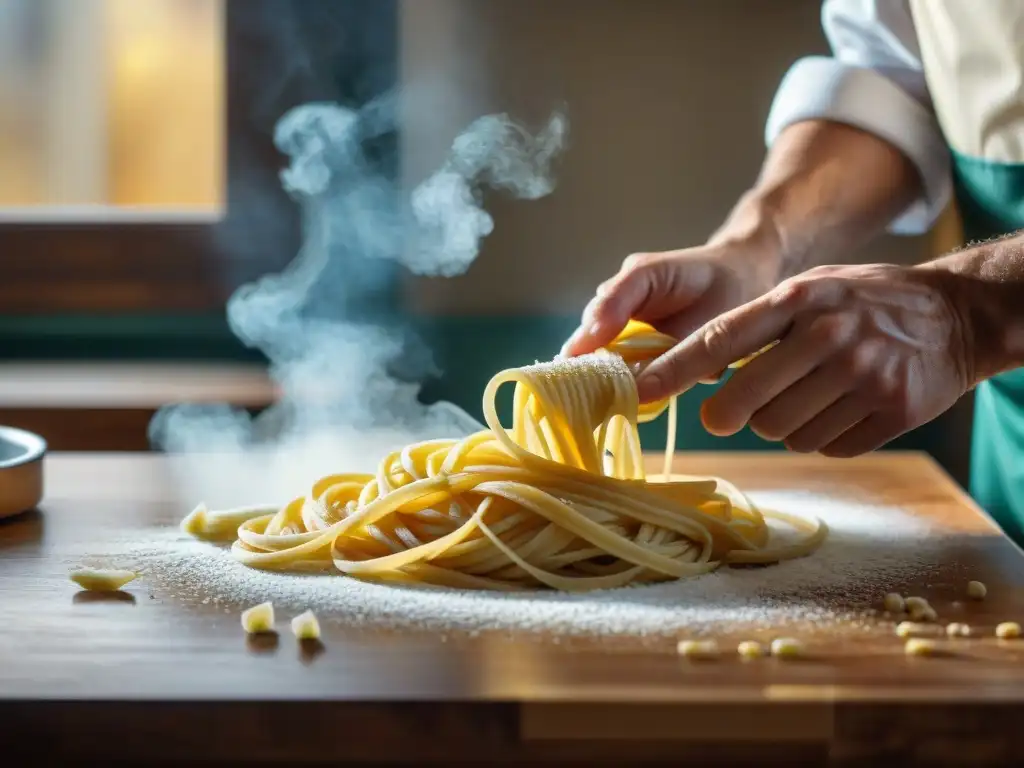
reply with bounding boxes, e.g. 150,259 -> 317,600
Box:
764,0 -> 952,235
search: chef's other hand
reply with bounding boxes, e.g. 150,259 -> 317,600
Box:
560,245 -> 777,358
636,264 -> 972,457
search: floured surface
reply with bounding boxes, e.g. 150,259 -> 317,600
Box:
68,490 -> 955,639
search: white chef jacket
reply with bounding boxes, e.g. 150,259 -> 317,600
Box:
765,0 -> 952,236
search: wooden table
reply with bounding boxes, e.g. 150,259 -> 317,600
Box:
3,451 -> 1024,765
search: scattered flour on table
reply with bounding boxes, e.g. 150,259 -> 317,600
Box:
68,491 -> 952,638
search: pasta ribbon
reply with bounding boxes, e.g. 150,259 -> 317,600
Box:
183,321 -> 825,591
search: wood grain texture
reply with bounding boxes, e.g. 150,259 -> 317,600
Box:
3,451 -> 1024,765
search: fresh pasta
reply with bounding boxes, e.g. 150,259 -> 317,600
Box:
182,320 -> 826,592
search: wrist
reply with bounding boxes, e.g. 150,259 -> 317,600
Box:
706,189 -> 790,288
917,245 -> 1024,384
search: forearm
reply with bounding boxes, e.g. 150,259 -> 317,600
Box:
708,120 -> 923,282
923,234 -> 1024,383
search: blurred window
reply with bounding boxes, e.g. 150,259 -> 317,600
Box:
0,0 -> 397,317
0,0 -> 224,218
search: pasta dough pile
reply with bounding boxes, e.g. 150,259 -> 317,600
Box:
182,321 -> 826,592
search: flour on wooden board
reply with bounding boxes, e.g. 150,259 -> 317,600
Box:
68,491 -> 954,638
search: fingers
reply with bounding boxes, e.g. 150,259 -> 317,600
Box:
655,293 -> 723,345
635,291 -> 794,403
782,393 -> 875,453
698,323 -> 832,436
560,268 -> 652,357
745,365 -> 852,441
819,411 -> 905,457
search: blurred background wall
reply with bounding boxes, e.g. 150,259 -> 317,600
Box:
401,0 -> 938,314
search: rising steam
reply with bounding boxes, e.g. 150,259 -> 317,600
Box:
149,95 -> 566,502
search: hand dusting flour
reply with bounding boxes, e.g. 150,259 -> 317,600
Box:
70,491 -> 950,639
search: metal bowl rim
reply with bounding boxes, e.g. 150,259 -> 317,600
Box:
0,426 -> 47,470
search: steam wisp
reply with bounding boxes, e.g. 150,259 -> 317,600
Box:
150,96 -> 567,504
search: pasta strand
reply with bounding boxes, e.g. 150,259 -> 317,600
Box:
183,320 -> 826,591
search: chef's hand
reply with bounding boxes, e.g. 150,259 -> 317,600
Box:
635,264 -> 972,457
560,244 -> 777,358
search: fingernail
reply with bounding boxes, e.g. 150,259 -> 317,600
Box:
559,330 -> 582,357
581,297 -> 602,324
561,321 -> 602,356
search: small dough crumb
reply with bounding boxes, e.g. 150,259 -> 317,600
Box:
69,568 -> 137,592
181,503 -> 276,542
737,640 -> 765,660
896,621 -> 942,638
883,593 -> 905,613
905,596 -> 929,612
677,639 -> 719,659
909,605 -> 937,623
996,622 -> 1021,639
770,637 -> 804,658
180,502 -> 208,536
945,622 -> 970,638
241,601 -> 275,634
905,638 -> 939,656
967,580 -> 987,600
290,610 -> 321,641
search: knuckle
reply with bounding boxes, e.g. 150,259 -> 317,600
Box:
851,341 -> 877,371
805,264 -> 850,287
591,272 -> 644,319
867,370 -> 898,402
621,252 -> 654,272
772,277 -> 811,309
806,265 -> 835,277
838,341 -> 876,379
701,318 -> 735,363
775,272 -> 849,311
808,314 -> 850,348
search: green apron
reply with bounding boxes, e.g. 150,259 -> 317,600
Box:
954,154 -> 1024,542
906,0 -> 1024,543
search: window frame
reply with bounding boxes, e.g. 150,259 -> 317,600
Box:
0,0 -> 396,315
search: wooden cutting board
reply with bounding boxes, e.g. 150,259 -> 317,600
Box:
2,451 -> 1024,765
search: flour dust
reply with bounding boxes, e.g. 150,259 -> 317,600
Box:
69,491 -> 954,640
